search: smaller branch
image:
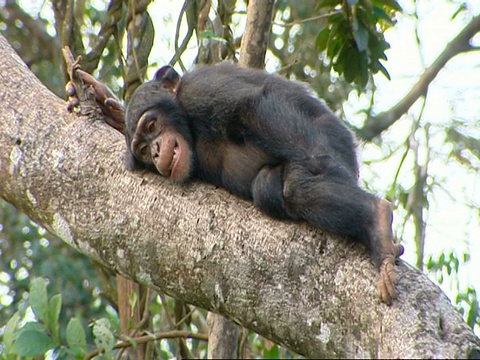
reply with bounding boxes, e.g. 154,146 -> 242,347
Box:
61,0 -> 74,53
62,47 -> 76,75
84,330 -> 208,359
175,303 -> 197,328
159,293 -> 176,329
273,12 -> 334,27
169,0 -> 193,71
157,294 -> 192,358
239,0 -> 275,68
2,0 -> 60,61
359,15 -> 480,141
83,0 -> 124,73
62,47 -> 97,112
123,0 -> 154,104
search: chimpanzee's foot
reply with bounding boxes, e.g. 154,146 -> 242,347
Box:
374,199 -> 404,305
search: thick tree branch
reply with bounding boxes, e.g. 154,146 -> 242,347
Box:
83,0 -> 124,74
359,15 -> 480,141
0,34 -> 479,358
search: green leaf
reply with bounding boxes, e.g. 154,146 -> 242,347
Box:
92,318 -> 115,352
466,299 -> 478,329
263,343 -> 280,359
30,278 -> 48,322
332,41 -> 348,73
372,6 -> 394,23
315,27 -> 330,52
22,321 -> 45,332
54,347 -> 72,360
316,0 -> 342,10
453,257 -> 459,273
352,17 -> 369,52
199,30 -> 228,44
451,3 -> 468,20
327,11 -> 347,25
373,60 -> 391,79
372,0 -> 402,12
439,253 -> 445,265
66,318 -> 87,356
67,318 -> 87,349
3,312 -> 21,353
341,44 -> 360,83
326,19 -> 346,60
48,294 -> 62,340
11,330 -> 56,356
357,52 -> 369,87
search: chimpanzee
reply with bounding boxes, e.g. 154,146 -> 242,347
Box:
68,62 -> 404,304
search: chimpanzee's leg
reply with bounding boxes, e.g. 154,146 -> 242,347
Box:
252,164 -> 293,221
374,199 -> 404,303
280,161 -> 403,304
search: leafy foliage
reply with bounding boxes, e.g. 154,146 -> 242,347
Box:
314,0 -> 400,86
3,278 -> 87,358
0,200 -> 111,339
426,252 -> 480,331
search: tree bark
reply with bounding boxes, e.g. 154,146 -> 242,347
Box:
207,312 -> 238,358
0,34 -> 479,359
238,0 -> 275,69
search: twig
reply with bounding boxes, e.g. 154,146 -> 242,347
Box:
84,330 -> 208,360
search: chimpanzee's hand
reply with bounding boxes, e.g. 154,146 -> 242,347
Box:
66,66 -> 125,134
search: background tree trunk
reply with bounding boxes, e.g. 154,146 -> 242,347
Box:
238,0 -> 275,69
206,0 -> 276,356
0,34 -> 479,359
207,312 -> 238,358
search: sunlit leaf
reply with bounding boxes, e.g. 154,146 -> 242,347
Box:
315,27 -> 330,52
352,17 -> 369,52
48,294 -> 62,340
3,312 -> 20,353
373,6 -> 394,23
316,0 -> 342,10
30,278 -> 48,322
67,318 -> 87,355
93,318 -> 115,352
372,0 -> 402,12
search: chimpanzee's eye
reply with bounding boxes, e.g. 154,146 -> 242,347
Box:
146,120 -> 155,133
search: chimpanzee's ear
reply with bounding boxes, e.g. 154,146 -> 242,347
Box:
154,65 -> 180,93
